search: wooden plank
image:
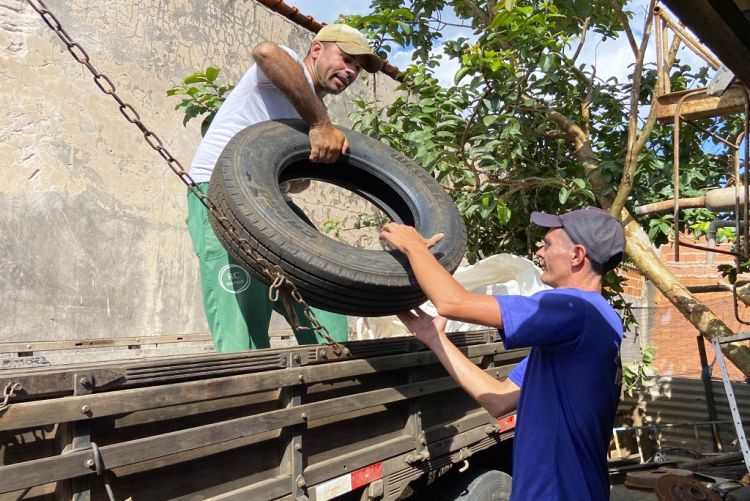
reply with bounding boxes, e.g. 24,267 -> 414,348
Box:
0,482 -> 55,501
424,408 -> 498,442
110,437 -> 285,501
305,405 -> 408,465
118,356 -> 288,385
655,86 -> 746,122
0,344 -> 520,431
0,369 -> 505,493
303,410 -> 505,488
110,429 -> 281,478
303,435 -> 414,490
0,330 -> 499,396
206,474 -> 290,501
112,390 -> 280,428
0,334 -> 211,353
0,407 -> 306,492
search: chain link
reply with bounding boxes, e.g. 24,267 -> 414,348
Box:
0,382 -> 22,412
25,0 -> 341,350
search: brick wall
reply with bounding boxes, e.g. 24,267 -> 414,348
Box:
621,236 -> 750,380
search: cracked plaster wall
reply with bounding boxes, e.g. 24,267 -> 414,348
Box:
1,0 -> 399,356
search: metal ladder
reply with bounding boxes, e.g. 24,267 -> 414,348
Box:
711,332 -> 750,474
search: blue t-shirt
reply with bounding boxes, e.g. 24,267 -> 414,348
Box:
497,288 -> 623,501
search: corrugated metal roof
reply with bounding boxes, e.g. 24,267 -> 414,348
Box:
255,0 -> 402,81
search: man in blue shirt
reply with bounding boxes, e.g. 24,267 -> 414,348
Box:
379,207 -> 626,500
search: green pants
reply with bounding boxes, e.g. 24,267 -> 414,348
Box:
186,184 -> 348,352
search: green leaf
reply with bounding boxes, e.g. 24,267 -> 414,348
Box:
183,74 -> 208,84
453,65 -> 473,84
205,67 -> 220,82
168,66 -> 233,126
497,205 -> 512,224
539,53 -> 554,72
559,187 -> 570,204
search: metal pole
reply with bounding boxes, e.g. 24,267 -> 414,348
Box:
673,90 -> 704,261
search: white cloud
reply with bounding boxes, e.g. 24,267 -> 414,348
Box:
432,52 -> 462,88
387,48 -> 415,70
573,32 -> 654,86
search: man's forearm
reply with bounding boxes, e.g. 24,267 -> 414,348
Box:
252,43 -> 329,127
427,333 -> 519,417
402,243 -> 502,327
403,244 -> 467,310
252,42 -> 346,163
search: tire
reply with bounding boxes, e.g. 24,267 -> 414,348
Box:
207,119 -> 466,316
440,469 -> 512,501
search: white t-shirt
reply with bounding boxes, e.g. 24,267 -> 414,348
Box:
189,46 -> 315,183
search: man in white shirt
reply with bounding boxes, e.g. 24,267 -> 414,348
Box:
187,24 -> 382,352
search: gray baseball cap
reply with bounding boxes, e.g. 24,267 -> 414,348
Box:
531,207 -> 626,272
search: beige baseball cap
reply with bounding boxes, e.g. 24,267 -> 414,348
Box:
313,24 -> 382,73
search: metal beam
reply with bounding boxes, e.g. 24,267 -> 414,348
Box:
655,87 -> 747,121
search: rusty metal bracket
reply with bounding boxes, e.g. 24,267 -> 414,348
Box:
404,449 -> 429,464
71,373 -> 94,501
284,350 -> 307,500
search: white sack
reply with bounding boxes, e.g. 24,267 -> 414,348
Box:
353,253 -> 550,339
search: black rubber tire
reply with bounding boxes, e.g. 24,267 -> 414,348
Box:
207,119 -> 466,316
440,469 -> 512,501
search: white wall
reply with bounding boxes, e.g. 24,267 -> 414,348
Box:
1,0 -> 398,360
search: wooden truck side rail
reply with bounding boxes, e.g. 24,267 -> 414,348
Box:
0,330 -> 525,500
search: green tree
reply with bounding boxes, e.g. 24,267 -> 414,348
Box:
344,0 -> 750,375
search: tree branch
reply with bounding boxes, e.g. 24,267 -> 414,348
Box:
487,0 -> 497,16
610,0 -> 657,216
570,17 -> 590,64
462,0 -> 491,27
558,50 -> 595,138
581,69 -> 594,138
611,0 -> 639,58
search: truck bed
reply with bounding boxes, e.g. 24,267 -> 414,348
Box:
0,330 -> 524,500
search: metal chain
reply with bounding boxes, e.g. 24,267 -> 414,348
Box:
0,382 -> 22,412
24,0 -> 340,350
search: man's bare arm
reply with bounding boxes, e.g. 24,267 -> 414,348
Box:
380,223 -> 503,328
398,309 -> 519,417
252,42 -> 346,163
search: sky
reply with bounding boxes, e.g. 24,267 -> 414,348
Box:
282,0 -> 714,89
